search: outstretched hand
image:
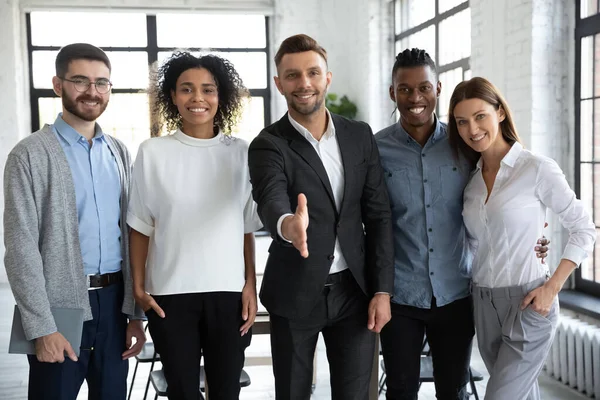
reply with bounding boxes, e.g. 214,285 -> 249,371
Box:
281,193 -> 310,258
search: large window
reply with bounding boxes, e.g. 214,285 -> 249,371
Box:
393,0 -> 470,121
575,0 -> 600,295
27,11 -> 271,156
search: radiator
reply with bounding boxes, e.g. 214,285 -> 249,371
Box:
546,315 -> 600,398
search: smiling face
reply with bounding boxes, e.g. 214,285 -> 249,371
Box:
53,59 -> 110,122
274,50 -> 331,120
390,65 -> 441,131
453,97 -> 506,153
171,67 -> 219,132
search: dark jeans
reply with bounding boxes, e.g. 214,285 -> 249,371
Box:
269,269 -> 376,400
147,291 -> 251,400
380,296 -> 474,400
28,282 -> 129,400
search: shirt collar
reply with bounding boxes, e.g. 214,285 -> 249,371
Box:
53,113 -> 104,146
475,141 -> 523,169
287,109 -> 336,143
395,115 -> 444,145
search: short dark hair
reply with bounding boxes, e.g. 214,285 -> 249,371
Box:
153,51 -> 247,134
274,34 -> 328,67
55,43 -> 111,77
392,48 -> 437,80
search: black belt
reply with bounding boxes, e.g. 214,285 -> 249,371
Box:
324,268 -> 352,286
87,271 -> 123,290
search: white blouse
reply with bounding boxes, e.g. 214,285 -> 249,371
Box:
463,142 -> 595,288
127,130 -> 262,295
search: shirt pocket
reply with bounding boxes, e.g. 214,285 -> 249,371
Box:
439,164 -> 468,205
383,167 -> 412,214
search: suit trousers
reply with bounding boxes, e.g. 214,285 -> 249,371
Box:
27,282 -> 129,400
147,291 -> 251,400
269,269 -> 376,400
473,277 -> 558,400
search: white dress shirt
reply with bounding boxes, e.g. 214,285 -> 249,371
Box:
463,142 -> 596,288
276,111 -> 348,274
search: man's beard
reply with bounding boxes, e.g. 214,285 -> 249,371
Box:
62,93 -> 108,122
288,91 -> 325,116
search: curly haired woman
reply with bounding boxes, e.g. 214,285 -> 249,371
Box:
127,52 -> 262,400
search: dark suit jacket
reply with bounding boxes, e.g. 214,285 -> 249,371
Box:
248,112 -> 394,319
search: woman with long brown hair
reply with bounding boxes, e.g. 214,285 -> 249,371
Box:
447,77 -> 595,400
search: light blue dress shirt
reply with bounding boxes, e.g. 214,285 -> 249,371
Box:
53,114 -> 122,276
375,119 -> 472,308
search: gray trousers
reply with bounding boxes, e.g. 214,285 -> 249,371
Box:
473,277 -> 558,400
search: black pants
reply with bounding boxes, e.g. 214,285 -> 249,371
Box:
269,269 -> 376,400
380,296 -> 474,400
28,282 -> 129,400
147,291 -> 251,400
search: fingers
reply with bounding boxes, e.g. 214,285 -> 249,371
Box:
64,342 -> 78,362
122,340 -> 144,360
153,303 -> 166,318
296,193 -> 307,215
521,291 -> 536,310
367,306 -> 376,331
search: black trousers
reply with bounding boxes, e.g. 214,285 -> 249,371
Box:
269,269 -> 376,400
28,282 -> 129,400
380,296 -> 474,400
147,291 -> 251,400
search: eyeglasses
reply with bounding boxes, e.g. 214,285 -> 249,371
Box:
61,77 -> 113,94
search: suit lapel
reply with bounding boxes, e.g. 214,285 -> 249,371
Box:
280,115 -> 337,209
333,115 -> 359,215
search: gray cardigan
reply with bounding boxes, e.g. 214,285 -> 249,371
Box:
3,124 -> 143,340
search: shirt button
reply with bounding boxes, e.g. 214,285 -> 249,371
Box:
424,179 -> 428,183
422,153 -> 426,157
429,248 -> 434,252
428,228 -> 432,232
430,272 -> 434,276
336,223 -> 341,229
327,255 -> 335,261
426,204 -> 431,208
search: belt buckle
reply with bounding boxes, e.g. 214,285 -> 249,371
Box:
86,275 -> 102,291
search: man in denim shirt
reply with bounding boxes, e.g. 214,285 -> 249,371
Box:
375,49 -> 547,400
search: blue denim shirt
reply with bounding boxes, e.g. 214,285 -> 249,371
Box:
53,114 -> 122,276
375,120 -> 472,308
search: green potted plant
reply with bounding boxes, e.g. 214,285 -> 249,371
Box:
326,93 -> 358,120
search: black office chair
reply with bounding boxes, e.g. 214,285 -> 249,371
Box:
149,367 -> 251,399
378,336 -> 483,399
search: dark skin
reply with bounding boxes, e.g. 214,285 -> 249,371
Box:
390,64 -> 550,258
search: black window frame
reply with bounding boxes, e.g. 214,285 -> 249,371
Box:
393,0 -> 470,117
574,1 -> 600,296
26,13 -> 271,134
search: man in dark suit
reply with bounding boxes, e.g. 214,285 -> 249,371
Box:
248,34 -> 394,400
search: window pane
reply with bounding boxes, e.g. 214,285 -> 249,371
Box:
596,34 -> 600,97
439,0 -> 467,13
97,94 -> 151,158
463,69 -> 472,80
582,36 -> 594,99
581,163 -> 593,221
438,67 -> 463,121
581,99 -> 593,162
397,25 -> 436,57
30,11 -> 146,47
595,164 -> 600,226
580,0 -> 598,18
439,8 -> 471,65
157,51 -> 267,90
156,14 -> 266,48
38,97 -> 63,127
106,52 -> 149,89
33,51 -> 148,89
396,0 -> 435,32
232,96 -> 265,142
595,99 -> 600,160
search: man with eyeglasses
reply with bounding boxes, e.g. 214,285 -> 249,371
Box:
3,43 -> 145,400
